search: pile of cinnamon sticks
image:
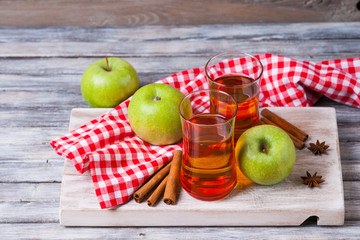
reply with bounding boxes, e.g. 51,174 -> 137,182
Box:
133,150 -> 182,207
259,108 -> 308,149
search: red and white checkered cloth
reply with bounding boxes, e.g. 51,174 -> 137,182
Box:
51,54 -> 360,209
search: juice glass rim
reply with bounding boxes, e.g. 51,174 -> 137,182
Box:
205,51 -> 264,89
179,89 -> 238,127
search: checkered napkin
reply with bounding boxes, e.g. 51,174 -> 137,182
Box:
51,54 -> 360,209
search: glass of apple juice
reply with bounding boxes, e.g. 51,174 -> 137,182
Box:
179,89 -> 238,201
205,51 -> 263,142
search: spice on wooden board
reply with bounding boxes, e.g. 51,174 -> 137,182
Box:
133,161 -> 171,203
164,150 -> 182,205
308,140 -> 329,155
301,171 -> 325,188
147,176 -> 168,207
133,149 -> 183,206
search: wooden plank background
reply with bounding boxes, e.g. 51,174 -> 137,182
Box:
0,0 -> 359,27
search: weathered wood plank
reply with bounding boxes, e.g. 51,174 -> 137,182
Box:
1,221 -> 360,240
342,160 -> 360,181
1,50 -> 360,76
0,160 -> 64,182
0,1 -> 359,27
0,127 -> 70,160
1,39 -> 360,58
0,57 -> 203,77
340,142 -> 360,161
345,200 -> 360,221
337,122 -> 360,142
1,23 -> 360,42
0,109 -> 81,128
0,201 -> 59,223
0,183 -> 61,202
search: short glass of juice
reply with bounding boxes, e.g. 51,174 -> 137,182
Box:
179,89 -> 238,201
205,51 -> 263,141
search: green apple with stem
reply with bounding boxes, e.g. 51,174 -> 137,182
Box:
81,57 -> 139,108
235,125 -> 296,185
128,83 -> 185,145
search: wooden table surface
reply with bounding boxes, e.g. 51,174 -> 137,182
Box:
1,22 -> 359,239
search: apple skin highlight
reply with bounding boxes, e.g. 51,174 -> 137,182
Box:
235,125 -> 296,185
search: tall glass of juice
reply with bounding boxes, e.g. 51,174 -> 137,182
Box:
205,51 -> 263,141
179,89 -> 238,201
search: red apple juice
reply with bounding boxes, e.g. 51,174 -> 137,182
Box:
180,113 -> 237,201
210,74 -> 259,141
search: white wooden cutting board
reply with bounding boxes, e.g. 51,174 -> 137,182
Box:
59,107 -> 344,226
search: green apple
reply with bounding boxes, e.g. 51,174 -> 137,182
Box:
235,125 -> 296,185
128,83 -> 185,145
81,57 -> 139,108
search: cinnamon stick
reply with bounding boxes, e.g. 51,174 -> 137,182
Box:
261,117 -> 305,149
163,150 -> 182,205
147,176 -> 168,207
261,108 -> 308,142
133,161 -> 171,203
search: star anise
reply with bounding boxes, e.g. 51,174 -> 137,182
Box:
307,140 -> 329,155
301,171 -> 325,188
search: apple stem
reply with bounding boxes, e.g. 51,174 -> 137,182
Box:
154,96 -> 161,101
260,142 -> 268,153
105,57 -> 110,71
